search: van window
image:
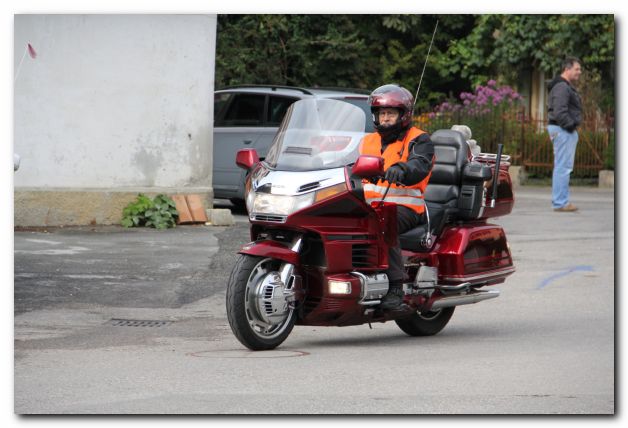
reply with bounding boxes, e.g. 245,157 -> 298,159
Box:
213,92 -> 233,124
336,98 -> 374,132
268,96 -> 298,126
220,94 -> 265,127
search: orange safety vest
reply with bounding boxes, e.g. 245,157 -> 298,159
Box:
359,127 -> 432,214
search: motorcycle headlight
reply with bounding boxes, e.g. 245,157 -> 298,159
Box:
252,192 -> 316,216
250,182 -> 347,217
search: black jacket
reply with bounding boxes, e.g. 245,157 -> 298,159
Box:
382,131 -> 434,186
548,76 -> 582,132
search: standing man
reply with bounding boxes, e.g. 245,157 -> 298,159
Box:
360,84 -> 434,310
547,56 -> 583,212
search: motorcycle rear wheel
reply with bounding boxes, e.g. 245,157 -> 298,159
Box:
226,254 -> 296,350
395,307 -> 455,336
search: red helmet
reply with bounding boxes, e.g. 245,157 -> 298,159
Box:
369,84 -> 414,129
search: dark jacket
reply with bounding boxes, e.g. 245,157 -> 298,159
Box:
382,131 -> 434,186
548,76 -> 582,132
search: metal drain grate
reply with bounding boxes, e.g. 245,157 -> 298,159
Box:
107,319 -> 173,327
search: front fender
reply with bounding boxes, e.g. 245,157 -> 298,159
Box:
239,240 -> 300,265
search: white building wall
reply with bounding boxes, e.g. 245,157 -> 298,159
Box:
14,14 -> 217,225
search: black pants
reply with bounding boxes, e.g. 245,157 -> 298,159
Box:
387,205 -> 424,283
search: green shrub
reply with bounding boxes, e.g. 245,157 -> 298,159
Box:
121,194 -> 178,229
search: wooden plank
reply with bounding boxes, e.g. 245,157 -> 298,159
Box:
172,194 -> 193,224
185,194 -> 208,223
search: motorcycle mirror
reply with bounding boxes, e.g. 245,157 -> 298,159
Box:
236,149 -> 260,170
351,155 -> 384,178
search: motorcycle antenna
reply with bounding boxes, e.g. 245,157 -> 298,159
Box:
414,19 -> 439,106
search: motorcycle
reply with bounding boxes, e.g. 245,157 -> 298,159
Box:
226,98 -> 514,351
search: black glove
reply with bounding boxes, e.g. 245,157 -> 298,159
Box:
565,124 -> 576,133
384,165 -> 405,184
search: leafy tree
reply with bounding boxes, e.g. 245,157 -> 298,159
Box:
379,14 -> 477,110
216,15 -> 378,89
437,14 -> 615,110
215,14 -> 477,108
215,14 -> 614,112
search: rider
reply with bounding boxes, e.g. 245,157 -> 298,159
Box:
359,84 -> 435,310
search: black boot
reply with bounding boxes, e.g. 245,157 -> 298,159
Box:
379,282 -> 406,310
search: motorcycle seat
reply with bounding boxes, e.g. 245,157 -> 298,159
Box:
399,129 -> 469,252
399,201 -> 456,252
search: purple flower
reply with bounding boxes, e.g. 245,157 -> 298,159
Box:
444,81 -> 522,117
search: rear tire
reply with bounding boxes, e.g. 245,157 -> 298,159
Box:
395,307 -> 455,336
226,255 -> 296,350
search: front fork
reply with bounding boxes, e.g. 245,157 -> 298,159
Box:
278,236 -> 303,308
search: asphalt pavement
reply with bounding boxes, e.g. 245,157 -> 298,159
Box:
13,186 -> 615,414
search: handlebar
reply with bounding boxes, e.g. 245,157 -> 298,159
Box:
377,182 -> 393,208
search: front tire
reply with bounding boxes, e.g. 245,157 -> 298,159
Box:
395,307 -> 455,336
226,255 -> 296,350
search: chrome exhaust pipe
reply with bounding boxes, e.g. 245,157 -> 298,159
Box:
430,289 -> 500,310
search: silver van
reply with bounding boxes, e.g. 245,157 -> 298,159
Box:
213,85 -> 374,205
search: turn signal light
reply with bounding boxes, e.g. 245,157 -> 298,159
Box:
314,183 -> 347,203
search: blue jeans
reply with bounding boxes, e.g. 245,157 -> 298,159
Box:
548,125 -> 578,209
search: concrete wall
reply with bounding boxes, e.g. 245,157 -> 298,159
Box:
14,14 -> 216,226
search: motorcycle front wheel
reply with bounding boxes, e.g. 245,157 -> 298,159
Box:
226,254 -> 296,351
395,307 -> 455,336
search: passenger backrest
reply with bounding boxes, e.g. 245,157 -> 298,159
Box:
424,130 -> 469,205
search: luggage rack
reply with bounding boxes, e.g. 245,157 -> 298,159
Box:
473,152 -> 511,163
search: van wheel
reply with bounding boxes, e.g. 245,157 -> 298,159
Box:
395,307 -> 455,336
229,198 -> 246,211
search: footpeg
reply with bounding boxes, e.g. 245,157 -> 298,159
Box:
384,303 -> 411,313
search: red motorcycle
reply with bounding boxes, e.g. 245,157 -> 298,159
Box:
226,98 -> 514,351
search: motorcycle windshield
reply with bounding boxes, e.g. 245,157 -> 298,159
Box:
264,98 -> 367,171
